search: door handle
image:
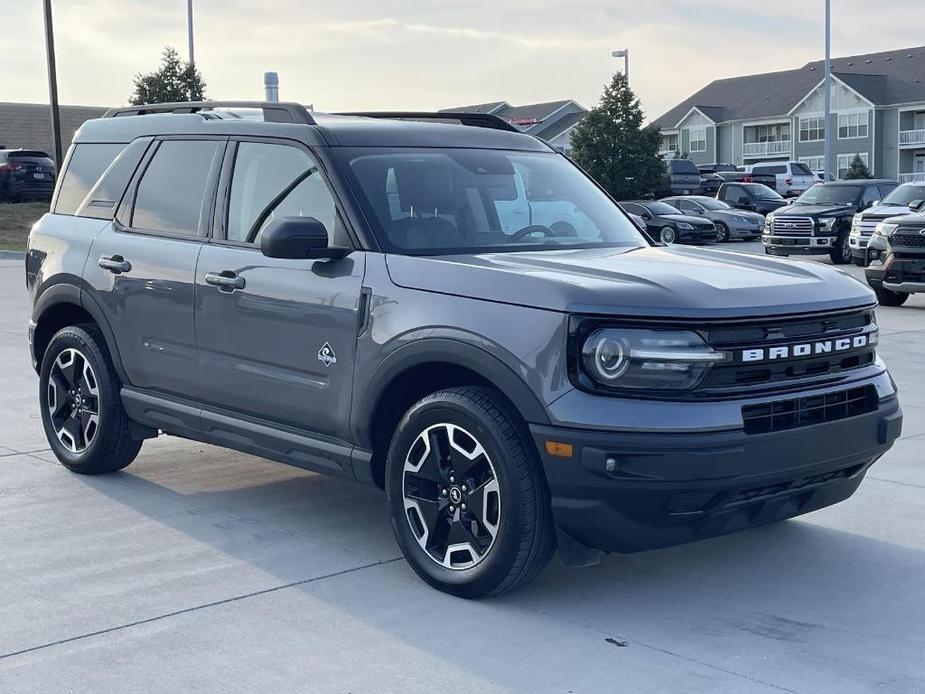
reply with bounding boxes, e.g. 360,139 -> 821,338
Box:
205,271 -> 245,291
98,255 -> 132,274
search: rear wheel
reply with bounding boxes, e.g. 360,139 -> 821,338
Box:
385,387 -> 555,598
874,286 -> 909,307
39,325 -> 142,474
715,222 -> 730,243
660,226 -> 677,244
829,231 -> 852,265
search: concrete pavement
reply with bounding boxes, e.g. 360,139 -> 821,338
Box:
1,246 -> 924,693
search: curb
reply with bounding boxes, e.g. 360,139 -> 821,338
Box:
0,251 -> 25,260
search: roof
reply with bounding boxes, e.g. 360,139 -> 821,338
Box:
439,101 -> 509,114
653,44 -> 925,129
74,111 -> 551,152
533,111 -> 586,140
440,100 -> 585,131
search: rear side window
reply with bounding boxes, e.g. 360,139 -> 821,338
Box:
754,165 -> 786,175
791,162 -> 813,176
131,140 -> 223,236
54,143 -> 125,215
669,160 -> 700,175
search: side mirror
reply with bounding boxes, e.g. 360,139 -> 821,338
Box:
908,199 -> 925,212
260,217 -> 350,260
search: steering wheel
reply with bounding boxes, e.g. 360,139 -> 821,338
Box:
508,224 -> 555,242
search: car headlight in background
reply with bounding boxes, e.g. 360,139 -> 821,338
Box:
875,222 -> 899,237
677,223 -> 694,230
732,216 -> 751,224
818,217 -> 837,232
850,214 -> 863,236
581,329 -> 729,392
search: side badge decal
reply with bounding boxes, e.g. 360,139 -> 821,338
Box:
318,342 -> 337,368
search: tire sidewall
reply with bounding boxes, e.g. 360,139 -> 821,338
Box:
716,222 -> 729,242
39,327 -> 114,468
385,394 -> 531,597
660,227 -> 676,244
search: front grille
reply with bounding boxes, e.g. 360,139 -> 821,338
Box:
856,215 -> 892,237
741,385 -> 878,435
770,215 -> 814,236
892,232 -> 925,248
728,463 -> 865,505
701,308 -> 877,392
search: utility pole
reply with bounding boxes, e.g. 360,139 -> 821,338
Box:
823,0 -> 831,181
42,0 -> 63,167
187,0 -> 195,66
612,49 -> 629,86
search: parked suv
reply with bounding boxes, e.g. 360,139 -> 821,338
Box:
849,182 -> 925,266
0,148 -> 56,202
746,161 -> 816,197
865,211 -> 925,306
27,102 -> 902,598
656,158 -> 703,197
717,182 -> 788,215
764,180 -> 898,264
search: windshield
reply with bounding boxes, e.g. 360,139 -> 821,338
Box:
669,159 -> 700,175
882,183 -> 925,206
742,183 -> 783,200
793,184 -> 859,206
341,148 -> 648,254
698,198 -> 732,210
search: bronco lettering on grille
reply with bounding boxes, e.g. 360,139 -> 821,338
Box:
740,335 -> 872,362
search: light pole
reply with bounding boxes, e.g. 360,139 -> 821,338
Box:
823,0 -> 831,180
42,0 -> 63,167
612,49 -> 629,85
187,0 -> 195,66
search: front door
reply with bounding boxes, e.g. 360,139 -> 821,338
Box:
195,139 -> 365,442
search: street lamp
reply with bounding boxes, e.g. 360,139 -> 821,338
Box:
612,49 -> 629,85
187,0 -> 195,66
823,0 -> 831,181
42,0 -> 63,167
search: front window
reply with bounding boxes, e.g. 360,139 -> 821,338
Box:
742,183 -> 783,200
341,148 -> 647,254
882,183 -> 925,206
793,184 -> 860,206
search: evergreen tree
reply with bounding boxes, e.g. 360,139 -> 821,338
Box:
570,72 -> 665,199
130,47 -> 207,105
843,154 -> 872,180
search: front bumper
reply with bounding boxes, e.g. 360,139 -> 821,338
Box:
532,375 -> 901,554
762,234 -> 834,255
678,228 -> 718,244
866,255 -> 925,293
728,222 -> 763,239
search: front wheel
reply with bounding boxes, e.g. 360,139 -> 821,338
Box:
385,387 -> 555,598
829,232 -> 852,265
715,222 -> 730,243
874,286 -> 909,307
660,226 -> 677,244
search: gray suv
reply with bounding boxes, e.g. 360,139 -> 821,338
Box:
26,102 -> 902,598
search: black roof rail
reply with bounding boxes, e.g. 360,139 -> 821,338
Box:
102,101 -> 316,125
336,111 -> 520,133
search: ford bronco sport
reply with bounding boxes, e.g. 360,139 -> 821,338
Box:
26,102 -> 903,598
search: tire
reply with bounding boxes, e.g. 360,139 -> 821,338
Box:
660,226 -> 677,244
715,222 -> 729,243
874,286 -> 909,307
852,255 -> 867,267
829,231 -> 851,265
385,386 -> 555,598
39,324 -> 142,474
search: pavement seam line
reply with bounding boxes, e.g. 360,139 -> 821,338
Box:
868,475 -> 925,490
0,556 -> 403,662
1,448 -> 51,459
501,600 -> 797,693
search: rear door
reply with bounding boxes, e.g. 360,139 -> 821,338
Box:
84,137 -> 225,399
194,138 -> 365,442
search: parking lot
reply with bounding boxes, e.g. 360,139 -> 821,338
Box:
1,242 -> 924,693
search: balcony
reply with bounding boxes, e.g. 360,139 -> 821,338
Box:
899,129 -> 925,147
898,172 -> 925,184
743,140 -> 791,158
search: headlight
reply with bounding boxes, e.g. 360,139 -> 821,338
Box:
875,222 -> 899,237
850,214 -> 863,236
818,217 -> 837,232
732,216 -> 750,224
580,329 -> 729,392
677,223 -> 694,230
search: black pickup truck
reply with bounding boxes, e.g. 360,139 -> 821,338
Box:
763,180 -> 898,264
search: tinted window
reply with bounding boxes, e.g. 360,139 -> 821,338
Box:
793,185 -> 860,206
742,183 -> 783,200
643,202 -> 682,215
132,140 -> 222,235
669,159 -> 699,175
54,143 -> 125,215
77,138 -> 151,220
754,165 -> 786,175
792,162 -> 813,176
722,185 -> 745,201
227,142 -> 339,244
621,203 -> 646,216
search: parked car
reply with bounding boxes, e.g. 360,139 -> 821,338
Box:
866,211 -> 925,306
849,182 -> 925,265
662,195 -> 764,242
656,158 -> 703,197
699,171 -> 724,196
25,101 -> 902,598
0,149 -> 56,202
764,179 -> 898,264
745,161 -> 815,197
717,182 -> 788,215
620,200 -> 717,244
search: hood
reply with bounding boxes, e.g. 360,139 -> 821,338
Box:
657,213 -> 710,225
385,245 -> 874,319
779,203 -> 854,217
862,204 -> 915,219
755,199 -> 787,210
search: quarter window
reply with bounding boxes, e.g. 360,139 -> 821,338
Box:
132,140 -> 223,235
54,143 -> 125,215
799,116 -> 826,142
838,112 -> 869,139
227,142 -> 339,245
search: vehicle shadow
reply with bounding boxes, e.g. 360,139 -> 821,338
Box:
63,439 -> 925,691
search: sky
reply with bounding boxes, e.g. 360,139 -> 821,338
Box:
3,0 -> 925,122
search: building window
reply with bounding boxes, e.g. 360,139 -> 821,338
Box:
800,156 -> 825,172
838,111 -> 869,139
837,153 -> 869,179
799,116 -> 826,142
689,127 -> 707,153
662,133 -> 678,152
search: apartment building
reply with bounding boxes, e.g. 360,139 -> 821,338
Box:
652,46 -> 925,182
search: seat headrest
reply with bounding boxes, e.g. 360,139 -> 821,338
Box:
394,160 -> 456,213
